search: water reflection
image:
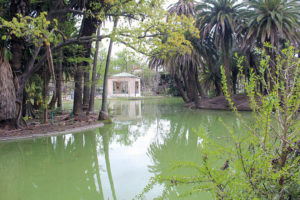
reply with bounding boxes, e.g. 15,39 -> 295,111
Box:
0,131 -> 103,199
110,100 -> 142,120
100,129 -> 117,200
0,98 -> 250,200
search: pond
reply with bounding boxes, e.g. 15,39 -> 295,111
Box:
0,98 -> 251,200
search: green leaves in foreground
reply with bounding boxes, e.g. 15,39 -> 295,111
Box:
136,45 -> 299,200
0,12 -> 57,46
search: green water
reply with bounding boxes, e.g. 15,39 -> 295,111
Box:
0,98 -> 251,200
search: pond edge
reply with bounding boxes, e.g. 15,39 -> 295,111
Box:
0,122 -> 104,142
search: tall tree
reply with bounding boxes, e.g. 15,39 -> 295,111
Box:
150,0 -> 204,106
99,17 -> 119,120
242,0 -> 300,49
241,0 -> 300,91
73,0 -> 99,115
88,26 -> 101,113
0,48 -> 16,122
196,0 -> 242,93
57,49 -> 63,109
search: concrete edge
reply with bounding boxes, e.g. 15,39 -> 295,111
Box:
0,122 -> 104,142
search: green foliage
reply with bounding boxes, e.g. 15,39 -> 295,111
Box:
138,45 -> 300,199
241,0 -> 300,47
117,8 -> 199,58
25,74 -> 43,108
0,12 -> 57,46
111,49 -> 137,73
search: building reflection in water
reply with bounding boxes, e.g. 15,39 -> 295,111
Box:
109,100 -> 142,120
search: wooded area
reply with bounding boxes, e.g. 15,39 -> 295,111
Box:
0,0 -> 299,128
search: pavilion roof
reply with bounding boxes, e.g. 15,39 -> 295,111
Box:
110,72 -> 138,78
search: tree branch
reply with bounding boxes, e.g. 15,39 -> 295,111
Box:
22,34 -> 110,82
49,9 -> 84,16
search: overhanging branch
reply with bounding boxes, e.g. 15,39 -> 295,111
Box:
22,34 -> 110,81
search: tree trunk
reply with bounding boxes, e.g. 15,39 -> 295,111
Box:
188,66 -> 200,107
22,90 -> 35,119
269,50 -> 276,92
99,18 -> 119,120
195,68 -> 205,97
73,63 -> 83,115
81,1 -> 99,111
222,41 -> 232,94
43,68 -> 49,123
215,80 -> 222,96
7,0 -> 30,128
9,0 -> 29,71
82,63 -> 90,110
0,57 -> 16,121
174,72 -> 189,103
49,93 -> 57,110
182,67 -> 194,101
102,131 -> 117,200
57,49 -> 63,109
74,0 -> 98,114
88,26 -> 101,113
47,44 -> 57,110
232,69 -> 238,94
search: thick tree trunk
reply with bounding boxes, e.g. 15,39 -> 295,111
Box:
82,63 -> 90,110
6,0 -> 30,128
188,66 -> 200,107
174,72 -> 189,103
182,67 -> 194,101
10,37 -> 24,72
222,42 -> 232,94
0,58 -> 16,121
73,63 -> 83,115
74,1 -> 98,114
99,18 -> 118,120
88,27 -> 101,113
49,94 -> 57,110
195,69 -> 205,97
81,1 -> 99,111
9,0 -> 29,71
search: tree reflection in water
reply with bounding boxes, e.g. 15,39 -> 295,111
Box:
0,131 -> 106,200
0,99 -> 250,200
146,108 -> 247,199
99,127 -> 117,200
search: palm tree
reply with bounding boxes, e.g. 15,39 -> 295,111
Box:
196,0 -> 243,93
241,0 -> 300,91
165,0 -> 205,106
0,48 -> 16,122
168,0 -> 195,17
242,0 -> 300,49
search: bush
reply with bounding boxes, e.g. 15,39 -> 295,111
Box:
137,45 -> 300,199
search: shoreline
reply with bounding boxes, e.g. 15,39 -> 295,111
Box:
0,122 -> 104,142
